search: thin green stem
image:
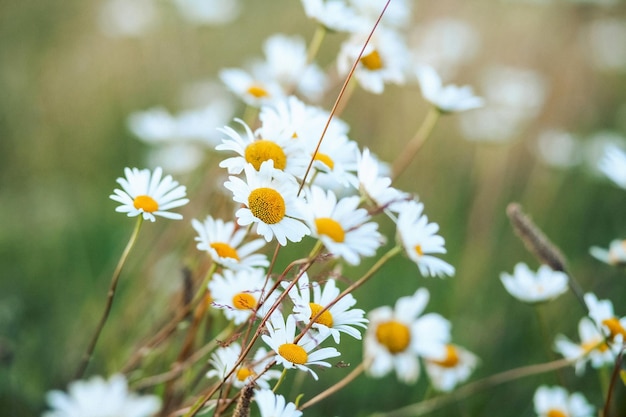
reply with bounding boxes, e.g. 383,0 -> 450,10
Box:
74,216 -> 144,379
272,368 -> 289,393
306,25 -> 327,65
391,107 -> 440,181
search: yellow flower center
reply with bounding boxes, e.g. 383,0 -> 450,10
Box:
313,152 -> 335,170
414,244 -> 424,257
582,337 -> 609,353
245,140 -> 287,171
376,320 -> 411,354
430,345 -> 459,368
547,410 -> 568,417
315,217 -> 345,243
309,303 -> 334,327
232,292 -> 257,310
602,317 -> 626,340
133,195 -> 159,213
360,50 -> 383,70
278,343 -> 308,364
209,242 -> 239,260
247,84 -> 269,98
236,366 -> 255,381
248,188 -> 286,225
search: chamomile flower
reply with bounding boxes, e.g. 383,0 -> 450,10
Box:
301,186 -> 384,265
416,65 -> 484,113
261,313 -> 340,380
598,144 -> 626,189
584,292 -> 626,343
110,167 -> 189,222
533,385 -> 594,417
220,67 -> 283,107
301,0 -> 363,33
208,268 -> 274,325
357,148 -> 411,212
43,374 -> 161,417
396,201 -> 455,278
255,389 -> 302,417
500,263 -> 569,304
349,0 -> 412,29
284,273 -> 368,343
216,118 -> 309,177
590,239 -> 626,266
206,343 -> 281,389
364,288 -> 451,384
554,317 -> 618,375
191,216 -> 269,270
224,160 -> 311,246
424,344 -> 479,392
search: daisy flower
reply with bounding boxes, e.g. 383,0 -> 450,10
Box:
554,316 -> 619,375
261,313 -> 340,380
349,0 -> 412,29
301,0 -> 364,33
356,148 -> 411,212
206,343 -> 281,389
500,263 -> 569,304
337,27 -> 409,94
364,288 -> 451,384
533,385 -> 594,417
224,160 -> 311,246
590,238 -> 626,266
584,292 -> 626,343
43,374 -> 161,417
424,344 -> 479,392
301,186 -> 383,265
283,272 -> 368,343
220,67 -> 283,107
216,118 -> 309,177
191,215 -> 269,270
396,201 -> 455,278
110,167 -> 189,222
255,389 -> 302,417
416,65 -> 484,113
208,268 -> 274,325
598,144 -> 626,189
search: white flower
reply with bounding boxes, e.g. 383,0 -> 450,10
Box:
584,292 -> 626,343
208,268 -> 274,325
301,0 -> 364,32
206,343 -> 281,389
396,201 -> 455,278
284,273 -> 368,343
416,65 -> 484,113
301,186 -> 383,265
191,216 -> 269,270
172,0 -> 241,26
224,160 -> 311,246
220,67 -> 283,107
43,374 -> 161,417
424,344 -> 479,392
533,385 -> 594,417
599,144 -> 626,189
500,263 -> 569,304
364,288 -> 451,384
255,389 -> 302,417
261,313 -> 340,380
110,167 -> 189,222
349,0 -> 412,29
590,239 -> 626,266
357,148 -> 411,212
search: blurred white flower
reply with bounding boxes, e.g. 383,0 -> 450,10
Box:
535,129 -> 581,169
533,385 -> 594,417
301,0 -> 363,32
145,143 -> 205,174
499,263 -> 569,304
349,0 -> 412,29
424,344 -> 479,392
172,0 -> 241,25
44,374 -> 161,417
357,148 -> 411,212
583,18 -> 626,72
416,65 -> 484,113
98,0 -> 157,38
255,389 -> 302,417
598,144 -> 626,188
584,292 -> 626,343
590,238 -> 626,266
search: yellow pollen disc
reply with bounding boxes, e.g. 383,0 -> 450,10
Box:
245,140 -> 287,171
278,343 -> 308,365
210,242 -> 240,260
315,217 -> 345,243
414,244 -> 424,257
546,410 -> 567,417
236,367 -> 255,381
309,303 -> 334,327
247,84 -> 269,98
313,152 -> 335,170
133,195 -> 159,213
431,345 -> 459,368
602,317 -> 626,340
582,338 -> 608,353
232,292 -> 257,310
376,320 -> 411,354
248,188 -> 286,225
360,50 -> 383,70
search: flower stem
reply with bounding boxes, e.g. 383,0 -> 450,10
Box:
74,216 -> 143,379
391,107 -> 440,181
299,362 -> 366,410
306,25 -> 327,65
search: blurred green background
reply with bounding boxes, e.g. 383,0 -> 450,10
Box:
2,0 -> 626,416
